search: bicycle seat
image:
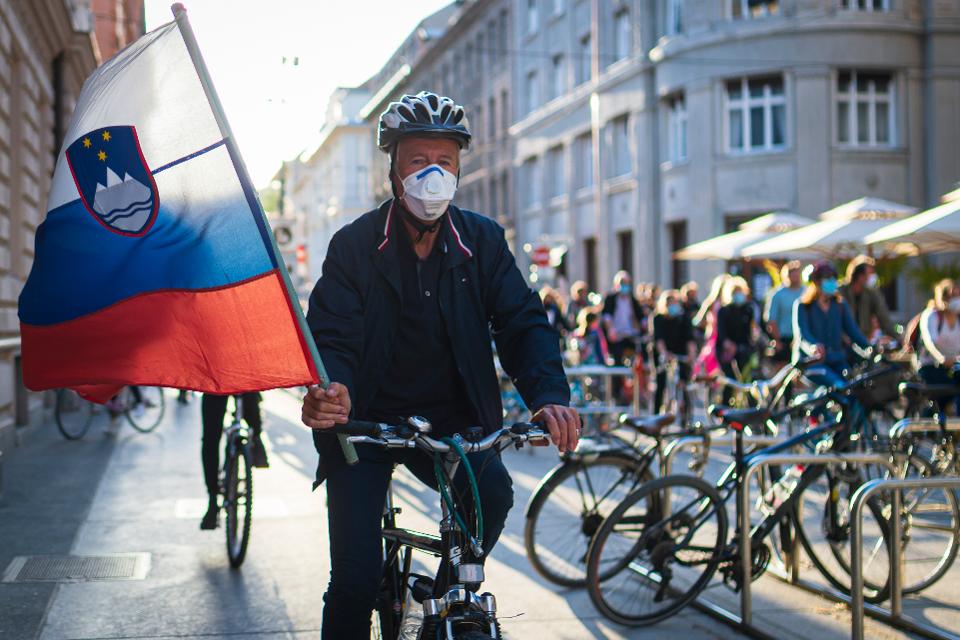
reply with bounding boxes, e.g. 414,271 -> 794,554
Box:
899,382 -> 959,399
708,405 -> 770,431
619,413 -> 674,437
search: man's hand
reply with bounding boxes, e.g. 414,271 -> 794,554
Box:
302,382 -> 351,429
532,404 -> 581,453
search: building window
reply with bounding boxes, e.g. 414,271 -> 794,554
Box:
488,96 -> 497,140
667,0 -> 683,35
550,54 -> 566,101
526,70 -> 539,114
547,145 -> 565,198
574,133 -> 593,189
726,76 -> 786,153
613,8 -> 631,62
836,70 -> 895,147
584,237 -> 598,292
840,0 -> 890,10
487,20 -> 497,66
668,221 -> 689,288
552,0 -> 565,16
474,104 -> 483,144
526,0 -> 539,35
501,90 -> 510,131
522,157 -> 541,209
489,176 -> 499,217
500,169 -> 509,216
476,34 -> 485,70
607,115 -> 631,178
666,94 -> 687,163
731,0 -> 779,19
617,230 -> 633,275
499,10 -> 508,61
576,33 -> 592,86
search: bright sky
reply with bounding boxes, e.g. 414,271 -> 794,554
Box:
144,0 -> 451,187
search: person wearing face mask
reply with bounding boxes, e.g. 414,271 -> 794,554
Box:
301,91 -> 579,639
918,279 -> 960,416
652,290 -> 697,414
601,270 -> 646,366
715,276 -> 756,405
794,261 -> 871,388
839,255 -> 900,343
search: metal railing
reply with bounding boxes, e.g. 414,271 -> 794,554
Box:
737,452 -> 897,628
851,476 -> 960,640
564,365 -> 640,415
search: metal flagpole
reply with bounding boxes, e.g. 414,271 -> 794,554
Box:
170,3 -> 358,464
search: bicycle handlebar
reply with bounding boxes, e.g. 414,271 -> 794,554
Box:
322,418 -> 550,453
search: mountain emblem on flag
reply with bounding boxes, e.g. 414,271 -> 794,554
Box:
65,126 -> 159,236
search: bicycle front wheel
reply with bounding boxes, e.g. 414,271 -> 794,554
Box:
55,389 -> 94,440
125,386 -> 166,432
224,441 -> 253,568
524,451 -> 652,587
586,474 -> 727,626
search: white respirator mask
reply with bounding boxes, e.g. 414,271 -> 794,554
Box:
400,165 -> 458,222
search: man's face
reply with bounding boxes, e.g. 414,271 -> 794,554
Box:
788,268 -> 801,287
686,288 -> 698,303
392,136 -> 461,188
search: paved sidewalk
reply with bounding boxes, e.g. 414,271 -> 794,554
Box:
0,390 -> 950,639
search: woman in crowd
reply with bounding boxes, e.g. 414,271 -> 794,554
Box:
794,261 -> 871,388
715,276 -> 756,404
540,286 -> 573,353
918,278 -> 960,416
652,289 -> 697,414
692,273 -> 730,380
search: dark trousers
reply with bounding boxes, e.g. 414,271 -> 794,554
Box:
321,444 -> 514,640
200,392 -> 262,499
919,365 -> 960,416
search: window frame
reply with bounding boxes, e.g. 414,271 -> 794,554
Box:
724,75 -> 787,154
612,7 -> 631,62
607,114 -> 631,178
839,0 -> 891,11
666,0 -> 683,36
729,0 -> 779,20
546,144 -> 566,199
573,132 -> 594,190
550,53 -> 566,101
526,0 -> 539,35
835,69 -> 896,148
575,33 -> 592,86
526,69 -> 539,114
666,94 -> 688,164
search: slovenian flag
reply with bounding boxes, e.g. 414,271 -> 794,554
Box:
17,13 -> 322,403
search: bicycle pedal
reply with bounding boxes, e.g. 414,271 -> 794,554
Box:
408,573 -> 434,604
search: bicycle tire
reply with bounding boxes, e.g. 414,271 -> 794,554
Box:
524,451 -> 652,587
125,386 -> 166,432
883,453 -> 958,594
55,389 -> 94,440
792,465 -> 891,603
586,474 -> 727,626
225,439 -> 253,568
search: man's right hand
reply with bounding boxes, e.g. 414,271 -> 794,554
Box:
302,382 -> 351,429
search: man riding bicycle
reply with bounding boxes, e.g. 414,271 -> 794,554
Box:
300,91 -> 580,639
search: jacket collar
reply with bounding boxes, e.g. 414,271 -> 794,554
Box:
373,199 -> 473,277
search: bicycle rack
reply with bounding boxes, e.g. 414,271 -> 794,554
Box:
851,476 -> 960,640
660,433 -> 786,477
658,446 -> 900,638
889,417 -> 960,444
738,452 -> 897,631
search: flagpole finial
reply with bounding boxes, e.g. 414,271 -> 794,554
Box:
171,3 -> 186,18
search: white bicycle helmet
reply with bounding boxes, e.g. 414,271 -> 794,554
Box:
378,91 -> 471,152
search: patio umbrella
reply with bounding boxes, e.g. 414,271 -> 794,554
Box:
864,194 -> 960,256
672,212 -> 812,260
741,197 -> 917,259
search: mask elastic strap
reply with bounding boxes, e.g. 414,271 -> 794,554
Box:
398,201 -> 443,243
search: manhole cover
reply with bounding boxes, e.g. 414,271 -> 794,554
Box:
2,553 -> 150,583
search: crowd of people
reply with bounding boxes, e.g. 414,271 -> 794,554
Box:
538,254 -> 960,416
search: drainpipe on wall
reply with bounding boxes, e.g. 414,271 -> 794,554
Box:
921,0 -> 936,207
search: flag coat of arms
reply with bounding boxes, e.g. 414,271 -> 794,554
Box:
18,18 -> 322,402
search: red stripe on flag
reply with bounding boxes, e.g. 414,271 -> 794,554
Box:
21,270 -> 318,402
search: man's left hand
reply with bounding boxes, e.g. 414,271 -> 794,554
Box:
532,404 -> 581,453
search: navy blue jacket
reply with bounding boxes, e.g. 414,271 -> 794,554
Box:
306,199 -> 569,484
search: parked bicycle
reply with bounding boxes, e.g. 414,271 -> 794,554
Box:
584,360 -> 898,626
55,386 -> 165,440
328,417 -> 549,640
